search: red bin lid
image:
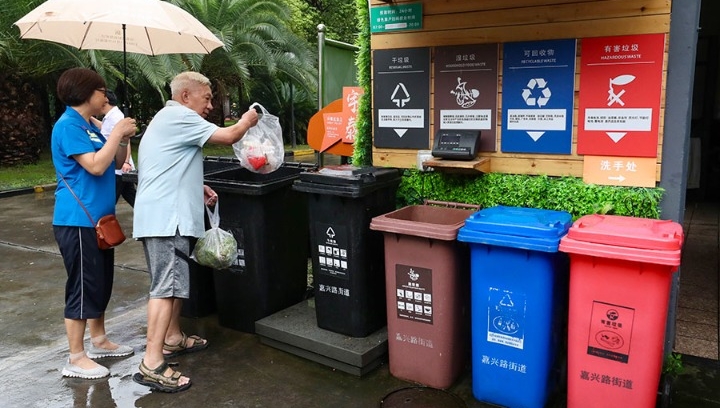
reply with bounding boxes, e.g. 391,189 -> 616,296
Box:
560,215 -> 684,267
565,214 -> 683,251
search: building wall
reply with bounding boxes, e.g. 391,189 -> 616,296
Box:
369,0 -> 672,178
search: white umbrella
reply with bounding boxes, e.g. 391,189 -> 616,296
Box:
14,0 -> 224,107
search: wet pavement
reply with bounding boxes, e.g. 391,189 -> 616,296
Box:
1,176 -> 719,407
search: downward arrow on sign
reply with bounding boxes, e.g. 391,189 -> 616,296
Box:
394,129 -> 408,138
526,131 -> 545,141
606,132 -> 627,143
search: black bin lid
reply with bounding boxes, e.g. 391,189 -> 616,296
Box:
205,162 -> 316,196
293,165 -> 401,198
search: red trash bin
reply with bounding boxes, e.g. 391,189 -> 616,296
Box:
559,214 -> 683,408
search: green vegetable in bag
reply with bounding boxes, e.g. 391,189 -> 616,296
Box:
191,201 -> 237,269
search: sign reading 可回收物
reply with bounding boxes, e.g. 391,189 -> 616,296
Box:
577,34 -> 666,157
434,44 -> 499,152
501,39 -> 577,154
373,48 -> 431,149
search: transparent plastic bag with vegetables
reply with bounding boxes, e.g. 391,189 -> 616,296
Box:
232,103 -> 284,174
191,201 -> 237,269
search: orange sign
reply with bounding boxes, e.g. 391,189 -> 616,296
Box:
343,87 -> 362,144
582,156 -> 656,187
321,112 -> 345,152
307,87 -> 364,156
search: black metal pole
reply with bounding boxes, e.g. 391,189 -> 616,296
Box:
122,23 -> 128,116
290,82 -> 296,149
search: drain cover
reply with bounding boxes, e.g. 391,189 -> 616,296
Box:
380,387 -> 466,408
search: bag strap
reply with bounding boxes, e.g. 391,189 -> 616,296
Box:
58,173 -> 97,226
205,200 -> 220,229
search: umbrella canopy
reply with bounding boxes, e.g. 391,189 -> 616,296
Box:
14,0 -> 224,110
14,0 -> 224,55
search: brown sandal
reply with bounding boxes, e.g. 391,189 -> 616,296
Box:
132,360 -> 191,393
163,332 -> 209,358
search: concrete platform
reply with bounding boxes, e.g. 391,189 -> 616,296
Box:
255,299 -> 388,376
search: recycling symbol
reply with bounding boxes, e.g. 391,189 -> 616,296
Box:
522,78 -> 551,108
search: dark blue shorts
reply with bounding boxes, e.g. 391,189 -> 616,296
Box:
53,226 -> 115,320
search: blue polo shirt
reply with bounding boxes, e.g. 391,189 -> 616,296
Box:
52,107 -> 116,227
133,100 -> 218,238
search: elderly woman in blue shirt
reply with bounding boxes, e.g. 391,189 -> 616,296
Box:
52,67 -> 138,379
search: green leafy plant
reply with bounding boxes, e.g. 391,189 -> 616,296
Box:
352,0 -> 372,167
663,352 -> 684,377
396,170 -> 664,220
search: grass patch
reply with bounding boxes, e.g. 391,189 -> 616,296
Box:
0,150 -> 56,191
0,142 -> 311,192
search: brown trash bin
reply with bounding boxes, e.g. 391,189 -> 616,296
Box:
370,202 -> 477,389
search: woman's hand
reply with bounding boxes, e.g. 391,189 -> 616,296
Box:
115,117 -> 137,140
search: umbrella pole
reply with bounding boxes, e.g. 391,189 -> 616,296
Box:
122,23 -> 128,116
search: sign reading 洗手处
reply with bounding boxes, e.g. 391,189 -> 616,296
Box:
370,3 -> 422,33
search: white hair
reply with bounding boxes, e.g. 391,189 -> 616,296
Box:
170,71 -> 211,97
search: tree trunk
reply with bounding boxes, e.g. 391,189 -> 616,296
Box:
0,74 -> 47,165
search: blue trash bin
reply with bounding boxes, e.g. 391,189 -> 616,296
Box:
457,206 -> 572,408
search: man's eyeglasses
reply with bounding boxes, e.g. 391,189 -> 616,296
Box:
96,88 -> 107,96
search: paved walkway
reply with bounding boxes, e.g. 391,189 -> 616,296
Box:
0,180 -> 718,407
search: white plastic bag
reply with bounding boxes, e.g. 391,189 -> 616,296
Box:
233,103 -> 284,174
191,201 -> 237,269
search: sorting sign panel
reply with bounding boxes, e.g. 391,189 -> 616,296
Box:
434,44 -> 499,152
577,34 -> 665,157
587,301 -> 635,364
315,223 -> 349,280
395,264 -> 434,325
501,39 -> 576,154
373,48 -> 431,149
487,287 -> 526,350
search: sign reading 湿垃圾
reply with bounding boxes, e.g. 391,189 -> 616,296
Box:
434,44 -> 499,152
578,34 -> 666,157
373,48 -> 431,149
501,39 -> 577,154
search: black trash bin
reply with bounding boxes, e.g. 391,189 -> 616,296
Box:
293,165 -> 402,337
204,162 -> 314,332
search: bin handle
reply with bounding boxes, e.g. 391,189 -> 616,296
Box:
423,200 -> 480,211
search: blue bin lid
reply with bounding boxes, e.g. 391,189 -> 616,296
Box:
457,206 -> 573,252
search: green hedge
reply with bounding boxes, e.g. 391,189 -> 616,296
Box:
352,0 -> 372,166
397,170 -> 664,220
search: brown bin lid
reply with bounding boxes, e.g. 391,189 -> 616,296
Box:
370,205 -> 475,241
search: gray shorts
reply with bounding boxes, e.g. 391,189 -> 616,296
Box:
142,232 -> 191,299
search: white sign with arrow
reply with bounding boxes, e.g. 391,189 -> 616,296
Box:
378,81 -> 425,138
584,75 -> 651,143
